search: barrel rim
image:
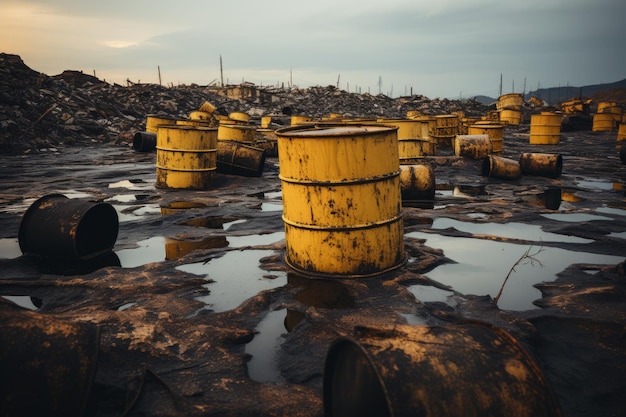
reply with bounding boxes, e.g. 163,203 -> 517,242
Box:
275,124 -> 397,138
285,251 -> 407,279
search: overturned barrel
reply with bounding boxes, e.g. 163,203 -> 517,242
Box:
324,323 -> 562,417
0,304 -> 100,417
481,155 -> 522,180
454,134 -> 492,159
467,124 -> 504,154
132,131 -> 157,152
156,125 -> 218,189
216,140 -> 266,177
19,194 -> 119,259
399,164 -> 435,203
519,153 -> 563,178
276,124 -> 405,277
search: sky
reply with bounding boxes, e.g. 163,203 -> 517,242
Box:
1,0 -> 625,99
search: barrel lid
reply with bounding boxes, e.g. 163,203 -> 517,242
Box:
277,125 -> 395,137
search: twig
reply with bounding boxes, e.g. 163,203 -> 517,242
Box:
494,246 -> 545,305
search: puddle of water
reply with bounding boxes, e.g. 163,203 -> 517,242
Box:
432,217 -> 593,243
1,295 -> 39,310
260,203 -> 283,212
409,285 -> 456,304
113,204 -> 161,222
0,238 -> 21,259
540,213 -> 613,223
596,206 -> 626,216
406,231 -> 624,311
108,179 -> 154,191
160,201 -> 208,216
436,184 -> 490,198
400,313 -> 428,325
608,231 -> 626,239
165,236 -> 228,260
263,191 -> 283,200
223,219 -> 247,230
116,236 -> 166,268
106,194 -> 137,203
227,232 -> 285,248
118,302 -> 137,311
576,179 -> 614,190
177,249 -> 287,313
180,216 -> 239,229
55,190 -> 93,199
245,309 -> 288,384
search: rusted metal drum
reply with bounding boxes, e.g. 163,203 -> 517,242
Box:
323,323 -> 563,417
261,115 -> 272,128
399,164 -> 435,203
481,155 -> 522,180
500,108 -> 523,125
0,302 -> 100,417
291,115 -> 314,126
156,125 -> 218,189
276,124 -> 405,277
431,114 -> 459,148
467,124 -> 503,154
217,124 -> 256,142
175,118 -> 215,127
19,194 -> 119,259
454,134 -> 492,159
617,123 -> 626,141
530,112 -> 562,144
216,140 -> 266,177
377,119 -> 425,161
189,110 -> 213,121
145,114 -> 177,133
497,93 -> 524,110
519,153 -> 563,178
132,131 -> 156,152
199,101 -> 217,113
229,111 -> 251,124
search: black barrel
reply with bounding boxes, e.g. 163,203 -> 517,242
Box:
19,194 -> 119,259
0,302 -> 100,417
324,322 -> 562,417
133,131 -> 157,152
620,145 -> 626,165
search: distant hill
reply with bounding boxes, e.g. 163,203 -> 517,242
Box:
525,78 -> 626,104
472,95 -> 497,106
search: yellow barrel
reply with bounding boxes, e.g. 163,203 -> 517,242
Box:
199,101 -> 217,113
291,115 -> 314,126
499,108 -> 523,125
399,164 -> 435,202
432,114 -> 459,148
519,153 -> 563,178
276,124 -> 405,277
454,134 -> 492,159
176,118 -> 215,127
406,110 -> 421,119
398,138 -> 436,161
217,124 -> 256,142
261,116 -> 272,128
597,101 -> 617,113
497,93 -> 524,110
145,114 -> 177,133
189,110 -> 213,120
592,113 -> 616,132
459,117 -> 480,134
155,125 -> 218,189
481,155 -> 521,180
468,124 -> 504,153
229,111 -> 250,123
323,323 -> 563,417
530,112 -> 561,144
618,123 -> 626,141
416,116 -> 436,139
377,119 -> 425,161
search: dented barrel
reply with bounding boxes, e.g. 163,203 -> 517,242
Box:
323,323 -> 563,417
276,124 -> 405,277
481,155 -> 522,180
454,134 -> 492,159
156,125 -> 218,189
468,124 -> 503,154
519,153 -> 563,178
216,140 -> 266,177
19,194 -> 119,259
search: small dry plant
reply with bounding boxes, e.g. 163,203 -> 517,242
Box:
494,246 -> 545,305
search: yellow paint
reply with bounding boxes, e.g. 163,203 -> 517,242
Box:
145,114 -> 177,133
468,124 -> 503,153
217,124 -> 256,142
592,113 -> 616,132
530,113 -> 561,145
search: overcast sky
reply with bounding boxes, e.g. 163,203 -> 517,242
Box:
1,0 -> 625,98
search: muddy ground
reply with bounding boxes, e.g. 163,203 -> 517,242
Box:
0,125 -> 625,417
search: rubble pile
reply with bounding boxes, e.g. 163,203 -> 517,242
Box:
0,53 -> 492,153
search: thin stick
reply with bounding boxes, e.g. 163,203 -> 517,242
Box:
494,246 -> 544,305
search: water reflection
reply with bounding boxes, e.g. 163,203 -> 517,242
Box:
406,231 -> 623,311
0,238 -> 21,259
245,309 -> 287,384
540,212 -> 613,223
165,236 -> 228,260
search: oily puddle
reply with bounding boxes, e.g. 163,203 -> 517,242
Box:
406,218 -> 624,311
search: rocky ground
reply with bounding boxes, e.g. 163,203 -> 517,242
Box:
1,53 -> 625,417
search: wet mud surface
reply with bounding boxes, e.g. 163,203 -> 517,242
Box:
1,126 -> 625,417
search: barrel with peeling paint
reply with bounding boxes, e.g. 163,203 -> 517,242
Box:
497,93 -> 524,110
323,323 -> 562,417
377,118 -> 427,161
216,140 -> 266,177
399,164 -> 435,203
454,134 -> 492,159
467,124 -> 503,154
145,114 -> 177,133
0,305 -> 100,417
276,124 -> 405,277
431,114 -> 459,148
519,153 -> 563,178
530,112 -> 561,144
156,125 -> 218,189
217,124 -> 256,142
481,155 -> 522,180
18,194 -> 119,259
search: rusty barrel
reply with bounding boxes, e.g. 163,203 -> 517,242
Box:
276,124 -> 405,277
454,134 -> 492,159
431,114 -> 459,148
500,108 -> 523,125
19,194 -> 119,259
519,153 -> 563,178
132,131 -> 157,152
481,155 -> 521,180
216,140 -> 266,177
399,164 -> 435,203
592,112 -> 616,132
497,92 -> 524,110
468,124 -> 503,154
156,125 -> 218,189
530,112 -> 561,144
145,114 -> 177,133
0,301 -> 100,417
323,323 -> 562,417
217,123 -> 256,142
